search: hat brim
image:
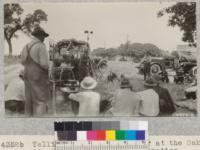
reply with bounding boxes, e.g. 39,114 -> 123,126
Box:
81,81 -> 97,90
144,82 -> 157,87
31,32 -> 49,38
120,84 -> 132,88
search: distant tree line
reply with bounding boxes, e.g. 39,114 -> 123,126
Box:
92,42 -> 163,62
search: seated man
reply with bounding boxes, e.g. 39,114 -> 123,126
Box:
109,78 -> 140,116
137,89 -> 160,117
145,76 -> 175,115
5,69 -> 25,115
69,76 -> 100,116
120,74 -> 131,89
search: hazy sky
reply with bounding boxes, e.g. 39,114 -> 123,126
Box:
5,2 -> 186,55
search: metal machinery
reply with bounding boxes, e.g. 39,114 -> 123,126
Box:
49,39 -> 107,114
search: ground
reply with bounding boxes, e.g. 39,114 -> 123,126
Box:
4,59 -> 196,117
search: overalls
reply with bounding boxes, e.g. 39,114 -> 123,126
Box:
23,41 -> 50,116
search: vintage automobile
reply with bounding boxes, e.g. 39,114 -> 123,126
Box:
137,56 -> 175,75
137,51 -> 197,83
173,51 -> 196,84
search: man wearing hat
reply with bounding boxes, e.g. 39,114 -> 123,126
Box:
21,26 -> 50,116
141,52 -> 151,80
69,76 -> 100,116
120,74 -> 132,90
142,76 -> 175,115
137,78 -> 160,116
109,75 -> 140,116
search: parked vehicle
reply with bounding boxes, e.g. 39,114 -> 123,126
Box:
137,52 -> 197,83
137,56 -> 175,75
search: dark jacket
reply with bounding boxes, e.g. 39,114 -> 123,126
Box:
153,86 -> 175,114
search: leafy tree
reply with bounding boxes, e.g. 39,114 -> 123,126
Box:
93,42 -> 163,62
4,3 -> 48,56
171,51 -> 179,58
158,2 -> 196,46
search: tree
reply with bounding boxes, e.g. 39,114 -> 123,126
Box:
171,51 -> 179,58
4,3 -> 48,56
158,2 -> 196,46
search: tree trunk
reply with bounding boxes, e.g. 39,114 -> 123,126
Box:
7,39 -> 12,57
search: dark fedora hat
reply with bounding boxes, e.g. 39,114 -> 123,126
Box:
120,78 -> 132,89
144,78 -> 157,87
31,26 -> 49,38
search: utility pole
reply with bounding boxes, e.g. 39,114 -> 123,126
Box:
126,34 -> 129,43
84,30 -> 93,43
126,34 -> 129,50
104,40 -> 106,49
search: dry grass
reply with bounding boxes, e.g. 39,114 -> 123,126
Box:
56,61 -> 196,116
5,60 -> 195,116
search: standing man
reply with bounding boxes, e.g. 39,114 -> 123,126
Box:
142,52 -> 151,80
21,27 -> 50,117
69,76 -> 100,116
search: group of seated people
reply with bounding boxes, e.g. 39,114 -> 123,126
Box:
5,67 -> 176,117
68,74 -> 176,117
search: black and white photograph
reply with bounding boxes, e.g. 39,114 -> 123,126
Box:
4,2 -> 197,117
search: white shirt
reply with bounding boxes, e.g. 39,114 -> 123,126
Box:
69,91 -> 100,116
5,77 -> 25,101
137,89 -> 159,116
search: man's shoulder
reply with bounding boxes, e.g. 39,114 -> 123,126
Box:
157,86 -> 168,92
90,91 -> 100,96
29,39 -> 45,48
34,41 -> 45,48
122,89 -> 137,96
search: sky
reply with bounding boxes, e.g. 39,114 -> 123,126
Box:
4,2 -> 186,55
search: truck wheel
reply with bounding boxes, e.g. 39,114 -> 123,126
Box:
150,63 -> 162,75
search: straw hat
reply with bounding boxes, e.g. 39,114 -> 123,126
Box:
81,76 -> 97,90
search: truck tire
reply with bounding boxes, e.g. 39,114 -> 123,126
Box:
150,63 -> 162,75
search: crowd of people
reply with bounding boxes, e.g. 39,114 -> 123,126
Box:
5,26 -> 177,117
63,73 -> 176,117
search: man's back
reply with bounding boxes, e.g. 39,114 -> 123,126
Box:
137,89 -> 159,116
69,91 -> 101,116
21,38 -> 49,70
153,86 -> 175,113
111,89 -> 140,116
